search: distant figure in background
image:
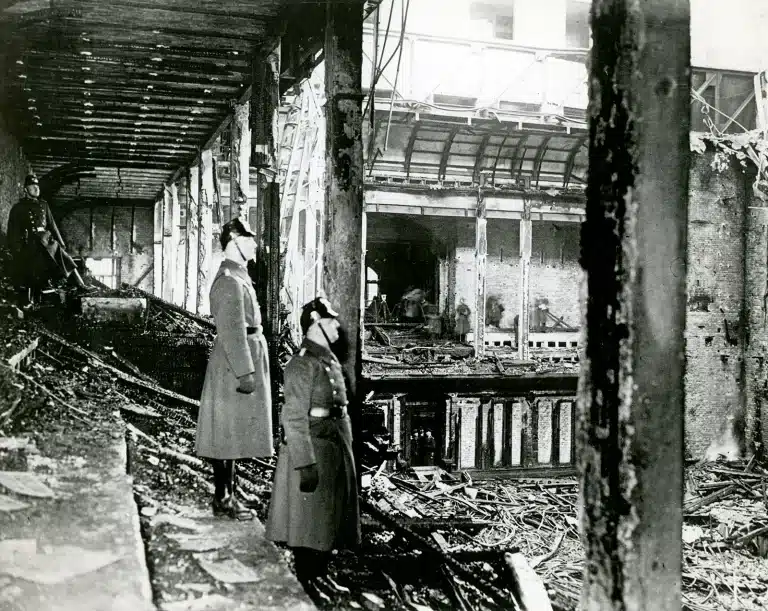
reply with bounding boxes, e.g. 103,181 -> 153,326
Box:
196,218 -> 273,520
455,298 -> 471,342
266,297 -> 360,586
6,174 -> 90,303
398,287 -> 423,320
486,294 -> 505,328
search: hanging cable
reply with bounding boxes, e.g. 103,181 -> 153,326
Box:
362,0 -> 400,120
384,0 -> 410,151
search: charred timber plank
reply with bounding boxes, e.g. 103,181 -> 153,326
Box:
504,552 -> 553,611
126,285 -> 215,331
362,499 -> 520,610
80,297 -> 147,324
7,338 -> 39,371
38,328 -> 200,408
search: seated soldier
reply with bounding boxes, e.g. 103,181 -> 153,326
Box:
6,174 -> 90,304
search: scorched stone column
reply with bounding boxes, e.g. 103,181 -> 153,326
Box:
518,199 -> 531,360
185,165 -> 199,313
474,182 -> 487,358
579,0 -> 690,609
198,148 -> 214,316
323,0 -> 365,397
230,100 -> 250,222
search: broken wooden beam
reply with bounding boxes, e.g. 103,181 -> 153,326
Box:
504,551 -> 553,611
39,328 -> 200,408
124,285 -> 215,330
7,338 -> 39,371
80,297 -> 147,324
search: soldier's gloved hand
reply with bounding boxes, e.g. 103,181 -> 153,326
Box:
298,464 -> 319,493
236,372 -> 257,394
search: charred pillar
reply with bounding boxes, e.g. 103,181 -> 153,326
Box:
323,0 -> 364,399
198,148 -> 214,315
252,48 -> 281,426
518,199 -> 531,359
153,196 -> 163,297
230,100 -> 250,222
162,185 -> 175,303
474,182 -> 487,358
169,183 -> 182,305
580,1 -> 689,609
185,165 -> 199,313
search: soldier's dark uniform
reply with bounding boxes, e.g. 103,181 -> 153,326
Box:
6,175 -> 78,293
265,302 -> 360,578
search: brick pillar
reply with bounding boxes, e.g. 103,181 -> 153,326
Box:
580,0 -> 690,609
745,179 -> 768,457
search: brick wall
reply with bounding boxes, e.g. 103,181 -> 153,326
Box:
454,218 -> 582,330
0,114 -> 31,242
685,151 -> 750,458
59,205 -> 154,291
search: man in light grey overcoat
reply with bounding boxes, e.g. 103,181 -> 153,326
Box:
196,218 -> 273,520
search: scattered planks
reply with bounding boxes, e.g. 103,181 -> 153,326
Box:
39,328 -> 200,408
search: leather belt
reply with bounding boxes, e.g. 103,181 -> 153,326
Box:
246,326 -> 262,335
309,406 -> 347,419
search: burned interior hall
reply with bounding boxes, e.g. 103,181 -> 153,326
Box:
1,0 -> 768,610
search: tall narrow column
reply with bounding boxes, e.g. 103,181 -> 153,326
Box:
474,184 -> 487,358
230,100 -> 250,221
580,1 -> 690,609
169,183 -> 182,305
518,200 -> 532,360
162,185 -> 174,302
323,0 -> 365,397
198,148 -> 214,315
185,165 -> 199,313
153,197 -> 164,297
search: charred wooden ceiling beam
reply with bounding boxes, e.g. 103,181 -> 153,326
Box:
562,135 -> 587,189
508,134 -> 529,182
55,197 -> 154,209
531,135 -> 553,187
73,0 -> 282,21
404,121 -> 421,180
471,133 -> 491,184
29,154 -> 177,169
438,125 -> 460,182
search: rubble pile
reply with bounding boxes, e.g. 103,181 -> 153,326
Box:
1,279 -> 766,610
682,458 -> 768,610
363,323 -> 578,378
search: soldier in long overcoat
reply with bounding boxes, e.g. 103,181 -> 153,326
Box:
265,297 -> 360,582
6,174 -> 89,300
196,218 -> 273,520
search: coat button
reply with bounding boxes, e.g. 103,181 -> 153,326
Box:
332,390 -> 337,395
329,378 -> 335,383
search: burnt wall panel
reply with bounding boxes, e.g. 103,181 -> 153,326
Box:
685,151 -> 748,458
455,219 -> 581,331
0,113 -> 30,240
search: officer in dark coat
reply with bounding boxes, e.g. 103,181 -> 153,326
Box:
265,297 -> 360,583
6,174 -> 89,300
